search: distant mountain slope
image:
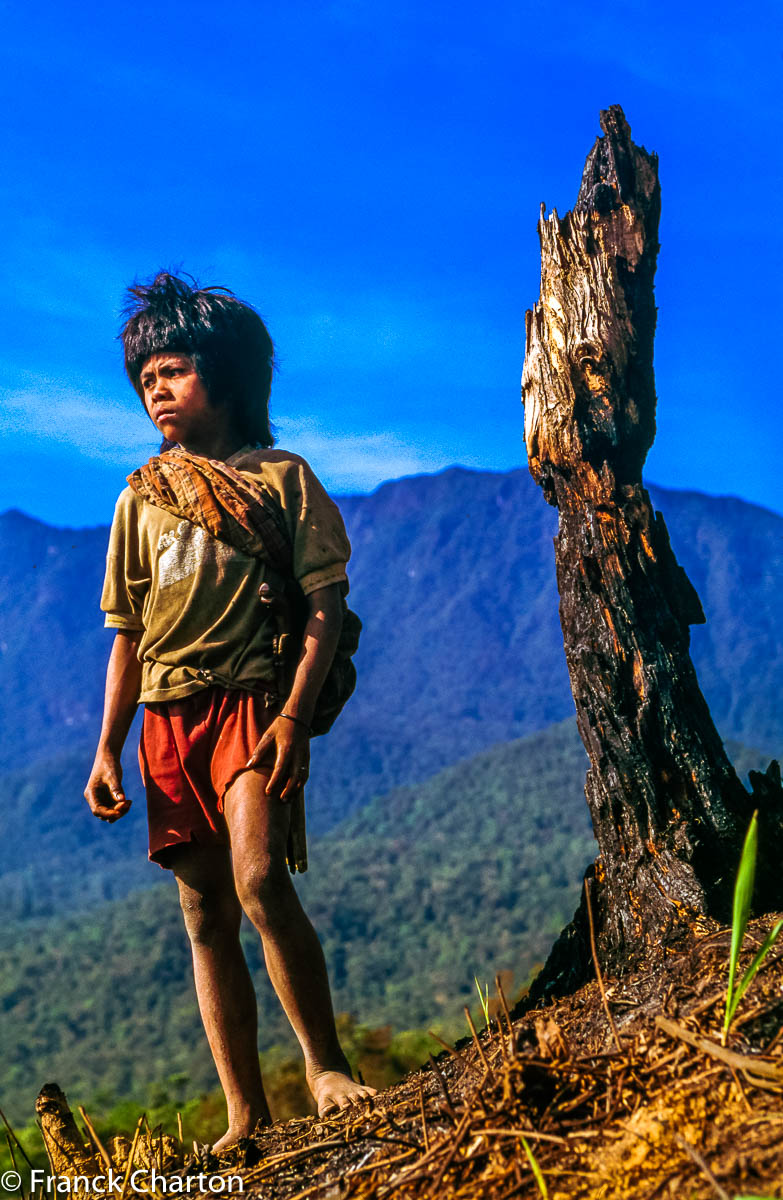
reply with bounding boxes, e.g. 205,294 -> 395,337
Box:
642,486 -> 783,754
0,509 -> 111,772
0,740 -> 154,920
1,471 -> 781,832
0,711 -> 771,926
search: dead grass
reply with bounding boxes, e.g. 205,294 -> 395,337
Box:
216,917 -> 783,1199
30,916 -> 783,1199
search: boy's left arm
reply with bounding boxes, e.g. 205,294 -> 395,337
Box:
246,582 -> 343,802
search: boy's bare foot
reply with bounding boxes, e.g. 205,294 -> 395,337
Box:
307,1067 -> 377,1117
211,1115 -> 270,1155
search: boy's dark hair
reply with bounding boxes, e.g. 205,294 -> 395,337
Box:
121,272 -> 275,448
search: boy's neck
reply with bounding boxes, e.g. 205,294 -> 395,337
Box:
180,437 -> 247,463
178,423 -> 248,463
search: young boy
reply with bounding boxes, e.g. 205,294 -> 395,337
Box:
84,272 -> 375,1150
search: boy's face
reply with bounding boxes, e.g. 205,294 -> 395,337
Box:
140,353 -> 216,449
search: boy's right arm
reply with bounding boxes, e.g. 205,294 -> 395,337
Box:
84,630 -> 143,823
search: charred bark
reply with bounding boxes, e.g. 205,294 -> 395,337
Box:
521,105 -> 783,1001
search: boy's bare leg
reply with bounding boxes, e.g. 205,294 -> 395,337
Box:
224,770 -> 377,1116
169,841 -> 272,1148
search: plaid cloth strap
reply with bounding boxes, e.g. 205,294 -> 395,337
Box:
127,447 -> 293,573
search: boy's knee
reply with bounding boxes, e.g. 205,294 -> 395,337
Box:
234,854 -> 290,922
178,887 -> 241,945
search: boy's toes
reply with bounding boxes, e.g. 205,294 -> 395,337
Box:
309,1070 -> 377,1117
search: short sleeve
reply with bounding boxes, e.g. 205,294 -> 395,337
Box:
101,489 -> 149,630
287,460 -> 351,596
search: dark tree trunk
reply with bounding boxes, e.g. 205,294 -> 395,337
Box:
521,105 -> 783,1001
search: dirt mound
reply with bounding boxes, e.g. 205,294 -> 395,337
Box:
221,918 -> 783,1199
29,918 -> 783,1199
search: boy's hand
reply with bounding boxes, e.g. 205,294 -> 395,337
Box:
84,752 -> 132,822
246,716 -> 310,804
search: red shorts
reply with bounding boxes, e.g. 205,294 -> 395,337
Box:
139,686 -> 278,868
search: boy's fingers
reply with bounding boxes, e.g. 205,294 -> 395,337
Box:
265,744 -> 289,798
89,797 -> 125,821
85,778 -> 129,822
246,733 -> 272,769
281,754 -> 309,801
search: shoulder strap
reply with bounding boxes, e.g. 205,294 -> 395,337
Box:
127,447 -> 293,573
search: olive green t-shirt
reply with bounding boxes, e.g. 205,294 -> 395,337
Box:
101,448 -> 351,704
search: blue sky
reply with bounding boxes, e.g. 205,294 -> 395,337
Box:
1,0 -> 781,526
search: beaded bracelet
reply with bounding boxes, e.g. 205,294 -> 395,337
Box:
279,712 -> 313,736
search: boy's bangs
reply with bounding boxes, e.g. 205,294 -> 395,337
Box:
121,271 -> 275,447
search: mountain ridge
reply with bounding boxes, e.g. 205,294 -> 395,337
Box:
1,466 -> 781,822
5,466 -> 783,529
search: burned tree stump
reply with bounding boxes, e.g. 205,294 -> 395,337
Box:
521,105 -> 783,999
36,1084 -> 99,1179
35,1083 -> 180,1185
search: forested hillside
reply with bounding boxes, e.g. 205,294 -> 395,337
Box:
0,722 -> 771,1125
0,743 -> 153,919
0,722 -> 592,1121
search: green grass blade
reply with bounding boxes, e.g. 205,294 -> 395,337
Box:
474,975 -> 490,1027
520,1135 -> 549,1199
727,918 -> 783,1024
724,812 -> 758,1039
